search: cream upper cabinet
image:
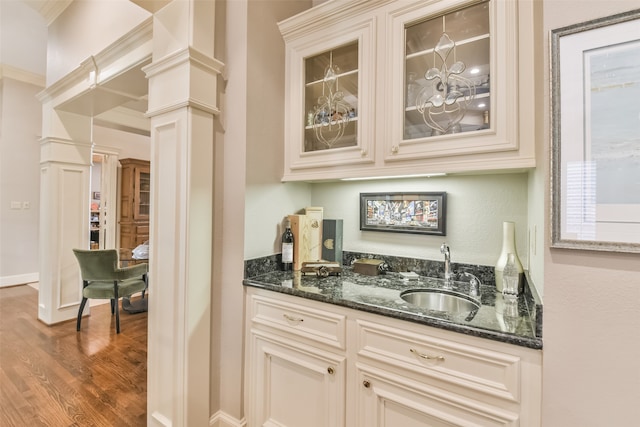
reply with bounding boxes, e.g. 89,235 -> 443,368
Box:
279,6 -> 377,180
279,0 -> 535,181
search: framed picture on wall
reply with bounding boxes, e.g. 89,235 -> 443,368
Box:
550,9 -> 640,253
92,191 -> 101,200
360,192 -> 446,235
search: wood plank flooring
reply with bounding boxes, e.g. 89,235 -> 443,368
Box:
0,285 -> 147,426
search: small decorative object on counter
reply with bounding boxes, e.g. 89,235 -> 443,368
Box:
301,261 -> 342,277
494,221 -> 524,293
353,258 -> 386,276
281,218 -> 294,271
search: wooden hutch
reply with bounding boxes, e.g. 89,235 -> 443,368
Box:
119,158 -> 150,258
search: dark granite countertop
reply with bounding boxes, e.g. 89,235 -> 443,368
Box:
243,267 -> 542,350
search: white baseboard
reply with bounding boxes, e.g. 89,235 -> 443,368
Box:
210,411 -> 246,427
0,272 -> 39,288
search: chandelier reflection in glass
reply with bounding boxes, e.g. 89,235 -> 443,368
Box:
416,22 -> 476,136
312,53 -> 353,148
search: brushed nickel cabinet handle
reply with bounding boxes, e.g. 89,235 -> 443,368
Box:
327,367 -> 334,375
283,314 -> 304,323
363,380 -> 371,388
410,348 -> 445,361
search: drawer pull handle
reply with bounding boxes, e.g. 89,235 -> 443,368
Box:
410,348 -> 445,362
363,380 -> 371,388
327,367 -> 334,375
283,314 -> 304,323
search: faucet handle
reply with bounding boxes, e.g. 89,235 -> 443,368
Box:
461,271 -> 482,298
440,242 -> 450,255
462,271 -> 481,287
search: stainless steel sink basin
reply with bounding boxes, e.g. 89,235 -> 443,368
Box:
400,289 -> 480,315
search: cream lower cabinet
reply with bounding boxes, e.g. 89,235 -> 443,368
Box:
354,319 -> 540,426
245,290 -> 348,427
356,365 -> 518,426
249,331 -> 346,427
244,288 -> 541,427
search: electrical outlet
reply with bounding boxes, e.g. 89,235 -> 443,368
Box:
22,201 -> 30,209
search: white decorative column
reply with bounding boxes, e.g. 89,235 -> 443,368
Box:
36,103 -> 93,325
143,1 -> 223,426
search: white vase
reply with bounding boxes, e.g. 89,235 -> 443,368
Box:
494,221 -> 524,293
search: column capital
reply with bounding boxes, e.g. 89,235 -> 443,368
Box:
40,137 -> 92,166
144,46 -> 224,117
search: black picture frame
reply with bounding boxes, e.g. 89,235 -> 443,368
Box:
360,192 -> 446,235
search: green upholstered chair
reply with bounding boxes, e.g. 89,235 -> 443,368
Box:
72,249 -> 148,334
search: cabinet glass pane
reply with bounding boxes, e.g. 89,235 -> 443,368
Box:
404,1 -> 490,140
304,41 -> 358,152
139,172 -> 150,216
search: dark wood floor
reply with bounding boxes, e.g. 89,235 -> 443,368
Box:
0,285 -> 147,426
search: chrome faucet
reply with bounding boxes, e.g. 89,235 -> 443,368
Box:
440,243 -> 452,285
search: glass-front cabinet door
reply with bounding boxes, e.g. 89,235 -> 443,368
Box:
386,0 -> 526,165
281,15 -> 376,180
304,42 -> 359,153
404,1 -> 490,140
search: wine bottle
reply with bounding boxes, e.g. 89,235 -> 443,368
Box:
281,218 -> 294,271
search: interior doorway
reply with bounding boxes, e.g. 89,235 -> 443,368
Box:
90,152 -> 119,250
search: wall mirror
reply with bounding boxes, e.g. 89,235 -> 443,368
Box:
551,9 -> 640,253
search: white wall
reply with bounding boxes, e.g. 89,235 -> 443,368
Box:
0,0 -> 46,287
0,0 -> 48,76
215,0 -> 313,421
311,173 -> 529,268
244,0 -> 312,261
541,1 -> 640,425
0,78 -> 42,286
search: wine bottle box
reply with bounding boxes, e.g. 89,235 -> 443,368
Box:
288,214 -> 312,271
305,206 -> 323,261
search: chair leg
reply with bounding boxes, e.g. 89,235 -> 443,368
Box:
77,297 -> 88,331
110,299 -> 115,315
114,282 -> 120,334
142,273 -> 148,299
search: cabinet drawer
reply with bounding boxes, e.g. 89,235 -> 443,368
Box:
356,320 -> 521,402
249,294 -> 346,350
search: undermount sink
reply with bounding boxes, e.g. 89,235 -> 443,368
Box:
400,288 -> 480,315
